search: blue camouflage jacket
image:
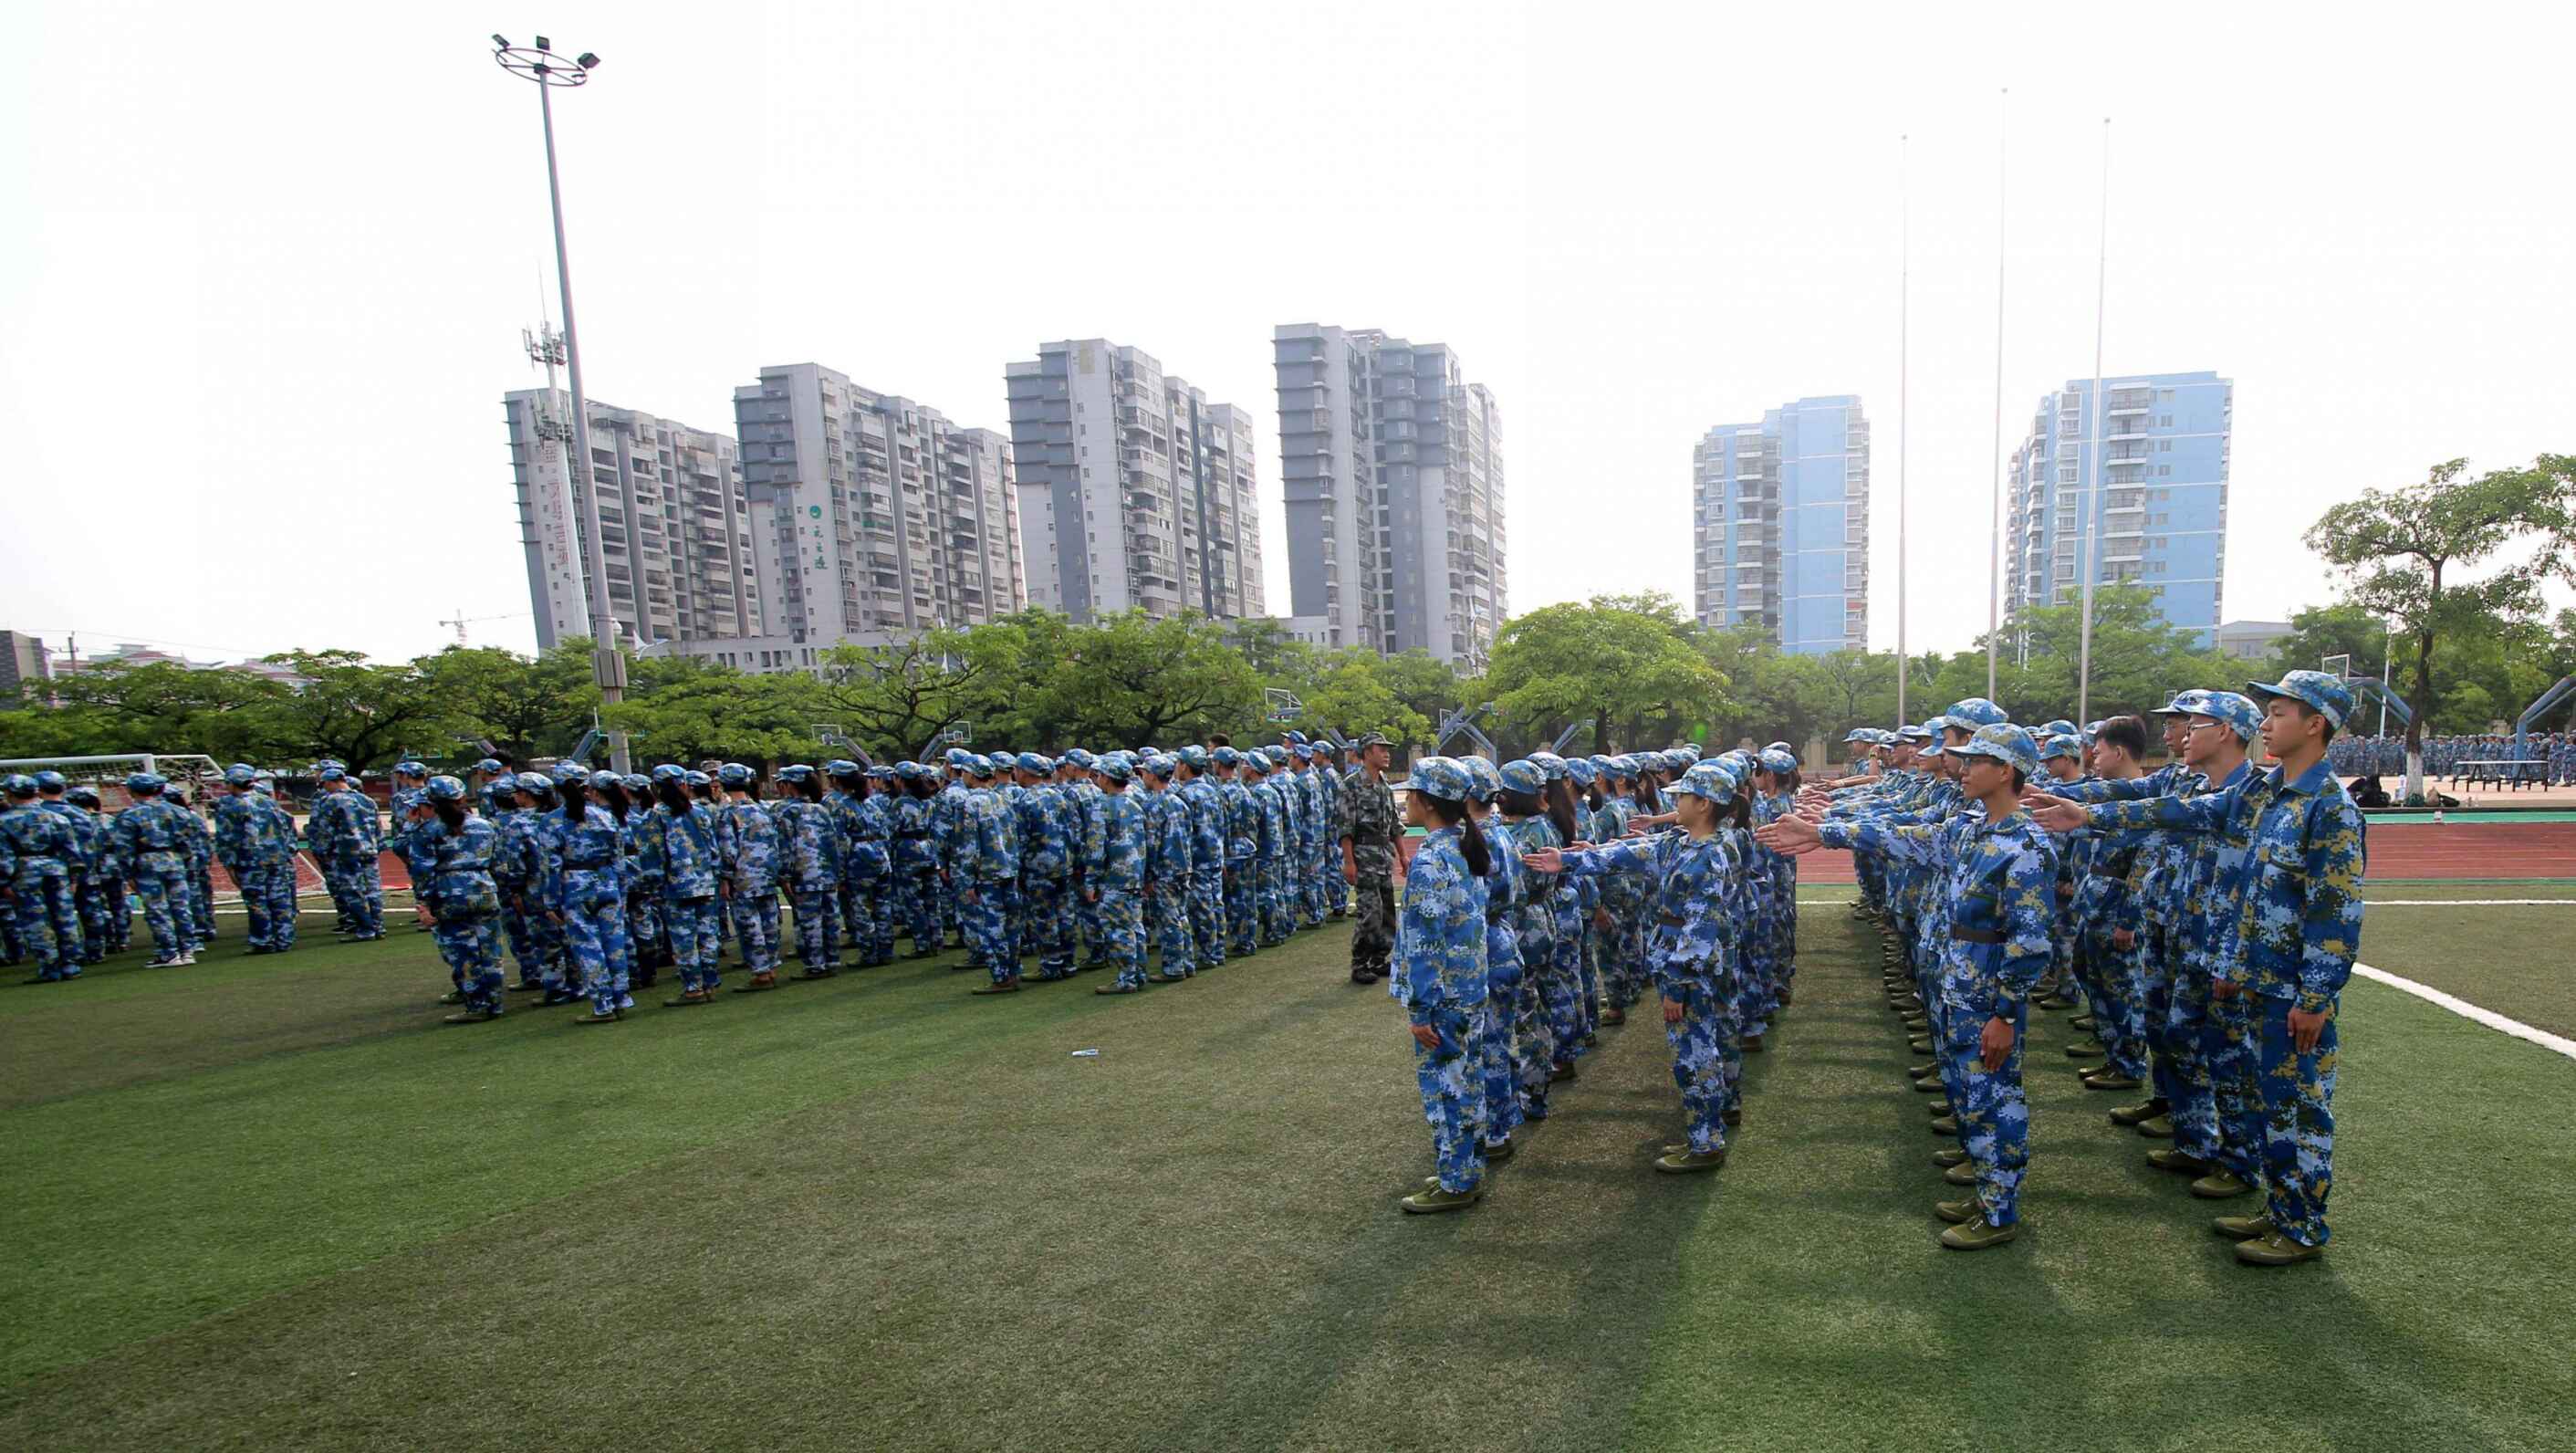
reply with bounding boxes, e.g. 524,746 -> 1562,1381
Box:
2081,758 -> 2366,1011
1085,790 -> 1144,891
1560,831 -> 1737,994
1825,806 -> 2057,1018
404,815 -> 503,923
719,799 -> 782,891
638,802 -> 720,899
1013,783 -> 1075,881
1392,825 -> 1489,1020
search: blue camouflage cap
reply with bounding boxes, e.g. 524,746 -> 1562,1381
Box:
1498,758 -> 1547,796
223,764 -> 257,786
474,758 -> 505,775
2038,734 -> 2083,763
1673,760 -> 1737,803
1459,755 -> 1502,802
1528,752 -> 1567,782
394,760 -> 428,779
318,765 -> 347,782
1291,744 -> 1314,762
1011,752 -> 1049,775
2040,719 -> 2078,737
1937,697 -> 2009,731
1843,727 -> 1873,743
1210,747 -> 1239,768
1407,756 -> 1471,800
717,763 -> 754,787
66,785 -> 100,806
125,771 -> 162,792
1140,754 -> 1177,779
1564,758 -> 1597,787
1609,755 -> 1639,778
1178,745 -> 1210,769
525,773 -> 558,798
1895,725 -> 1934,744
1094,755 -> 1134,784
487,773 -> 521,795
424,774 -> 468,801
1284,730 -> 1309,746
1757,747 -> 1798,775
2247,670 -> 2353,730
649,764 -> 685,783
2,774 -> 34,796
548,761 -> 584,783
1945,723 -> 2039,776
1676,744 -> 1703,762
2192,690 -> 2264,741
827,758 -> 863,778
1063,748 -> 1097,768
588,770 -> 621,790
620,772 -> 648,791
777,764 -> 814,783
894,761 -> 927,781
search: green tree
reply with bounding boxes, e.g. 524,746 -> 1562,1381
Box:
1295,651 -> 1433,746
1035,612 -> 1263,749
416,642 -> 600,764
250,651 -> 471,771
812,628 -> 1024,760
1486,595 -> 1727,755
2309,455 -> 2576,794
0,659 -> 295,763
602,661 -> 824,765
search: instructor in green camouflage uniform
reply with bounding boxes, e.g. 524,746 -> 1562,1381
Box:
1341,734 -> 1399,987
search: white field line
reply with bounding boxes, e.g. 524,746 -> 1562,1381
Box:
1799,894 -> 2576,907
2351,962 -> 2576,1062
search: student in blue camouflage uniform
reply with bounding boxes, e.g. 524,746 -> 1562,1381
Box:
2033,735 -> 2090,1007
35,774 -> 101,965
113,773 -> 199,966
1585,757 -> 1642,1025
551,770 -> 635,1023
638,766 -> 725,1006
1079,755 -> 1151,995
952,757 -> 1023,992
770,765 -> 841,983
1496,758 -> 1569,1117
712,764 -> 784,988
1530,758 -> 1749,1173
314,768 -> 386,940
596,775 -> 660,987
1312,740 -> 1349,920
1456,756 -> 1527,1163
1056,750 -> 1107,967
489,776 -> 558,996
1211,748 -> 1259,958
2065,716 -> 2156,1092
1387,758 -> 1493,1215
213,765 -> 298,954
889,764 -> 944,957
1559,757 -> 1607,1048
1174,747 -> 1229,972
2032,672 -> 2366,1265
828,762 -> 895,968
164,783 -> 216,946
2,775 -> 85,982
1009,754 -> 1077,981
1137,755 -> 1196,982
1247,750 -> 1295,947
1289,744 -> 1330,928
62,786 -> 123,960
1528,755 -> 1593,1079
1771,722 -> 2059,1250
403,776 -> 508,1024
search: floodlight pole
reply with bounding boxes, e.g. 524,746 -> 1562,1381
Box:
496,35 -> 629,771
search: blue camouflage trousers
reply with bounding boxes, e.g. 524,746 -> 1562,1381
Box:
900,870 -> 943,954
73,875 -> 110,961
787,883 -> 836,971
1076,878 -> 1106,964
1186,869 -> 1226,969
1224,865 -> 1257,956
1546,904 -> 1586,1064
433,913 -> 505,1013
230,861 -> 296,950
561,875 -> 631,1014
1570,897 -> 1601,1041
500,898 -> 553,986
1480,916 -> 1525,1149
627,884 -> 668,972
961,879 -> 1017,983
1945,993 -> 2030,1226
2233,993 -> 2338,1248
2084,925 -> 2150,1077
1665,977 -> 1735,1155
1512,914 -> 1561,1113
662,895 -> 723,993
11,873 -> 80,978
131,859 -> 194,958
191,867 -> 216,937
1599,890 -> 1648,1011
2161,956 -> 2222,1162
1018,875 -> 1075,977
325,852 -> 383,936
1094,886 -> 1147,990
1256,860 -> 1292,946
1308,848 -> 1337,924
728,883 -> 781,973
1415,1003 -> 1490,1194
1148,878 -> 1194,977
840,872 -> 893,966
1297,842 -> 1327,928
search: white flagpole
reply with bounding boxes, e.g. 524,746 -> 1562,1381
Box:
2075,118 -> 2112,726
1986,89 -> 2008,699
1896,133 -> 1911,726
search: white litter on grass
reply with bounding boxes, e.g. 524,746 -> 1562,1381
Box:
1069,1049 -> 1101,1058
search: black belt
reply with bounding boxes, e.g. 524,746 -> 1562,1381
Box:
1950,926 -> 2005,945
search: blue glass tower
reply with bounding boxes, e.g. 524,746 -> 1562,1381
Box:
1693,395 -> 1870,654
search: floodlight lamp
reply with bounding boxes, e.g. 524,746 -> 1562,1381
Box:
492,33 -> 510,48
535,34 -> 551,50
577,52 -> 600,69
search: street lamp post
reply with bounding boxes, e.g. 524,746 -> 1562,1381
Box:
494,34 -> 630,772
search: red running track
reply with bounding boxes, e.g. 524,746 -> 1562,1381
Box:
1793,821 -> 2576,886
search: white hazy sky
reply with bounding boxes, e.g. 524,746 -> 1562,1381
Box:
5,2 -> 2571,665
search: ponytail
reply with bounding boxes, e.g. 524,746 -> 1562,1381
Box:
798,774 -> 826,804
1415,791 -> 1491,877
433,800 -> 467,834
561,779 -> 588,823
655,780 -> 691,815
600,782 -> 630,822
1542,779 -> 1579,849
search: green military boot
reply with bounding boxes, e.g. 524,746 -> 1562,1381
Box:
2108,1097 -> 2169,1126
2147,1148 -> 2212,1176
2069,1015 -> 2095,1031
1912,1075 -> 1944,1093
1939,1218 -> 2020,1250
1925,1101 -> 1953,1117
1942,1162 -> 1977,1186
1400,1182 -> 1484,1214
1929,1115 -> 1960,1135
1932,1147 -> 1970,1167
2135,1114 -> 2175,1139
1907,1061 -> 1938,1079
2190,1170 -> 2255,1199
1908,1038 -> 1935,1055
1738,1034 -> 1766,1053
2211,1211 -> 2275,1240
2084,1071 -> 2143,1092
1654,1147 -> 1726,1174
1932,1197 -> 1980,1225
2234,1230 -> 2325,1266
2064,1042 -> 2102,1059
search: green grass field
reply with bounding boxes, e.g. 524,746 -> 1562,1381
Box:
5,899 -> 2572,1451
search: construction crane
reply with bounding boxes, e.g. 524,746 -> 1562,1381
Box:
437,608 -> 527,647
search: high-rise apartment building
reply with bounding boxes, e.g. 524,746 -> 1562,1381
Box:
504,390 -> 763,651
1691,396 -> 1871,654
1274,324 -> 1506,668
1006,340 -> 1265,622
2006,371 -> 2230,643
733,363 -> 1025,643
